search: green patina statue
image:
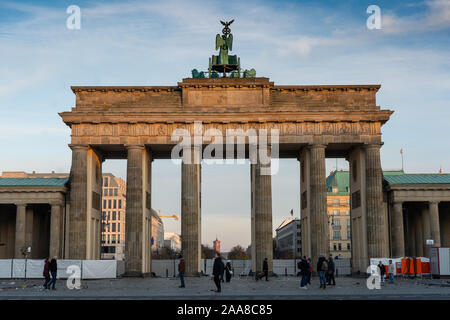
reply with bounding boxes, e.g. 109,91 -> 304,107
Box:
191,19 -> 256,78
215,19 -> 234,65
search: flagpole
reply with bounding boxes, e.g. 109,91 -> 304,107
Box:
400,149 -> 404,172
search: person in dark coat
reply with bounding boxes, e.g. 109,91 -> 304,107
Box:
263,258 -> 269,281
48,256 -> 58,290
307,258 -> 312,285
327,255 -> 336,286
225,261 -> 232,283
211,253 -> 224,292
178,255 -> 185,288
378,260 -> 386,283
299,256 -> 309,289
42,258 -> 51,290
317,255 -> 328,289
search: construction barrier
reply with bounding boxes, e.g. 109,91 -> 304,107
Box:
0,259 -> 118,279
370,257 -> 430,276
152,259 -> 352,277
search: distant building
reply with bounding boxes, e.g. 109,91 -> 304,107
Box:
101,173 -> 126,260
275,218 -> 301,258
101,174 -> 164,259
326,170 -> 351,259
151,209 -> 164,251
164,232 -> 181,252
213,237 -> 221,254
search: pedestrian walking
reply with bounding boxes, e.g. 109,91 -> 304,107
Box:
327,255 -> 336,286
378,261 -> 386,283
263,258 -> 269,281
220,259 -> 225,283
307,258 -> 312,285
48,256 -> 58,290
225,261 -> 232,283
178,255 -> 185,288
388,260 -> 395,284
42,258 -> 51,290
317,255 -> 328,289
211,252 -> 224,292
299,256 -> 309,289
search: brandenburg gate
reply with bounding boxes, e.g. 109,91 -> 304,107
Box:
59,21 -> 393,276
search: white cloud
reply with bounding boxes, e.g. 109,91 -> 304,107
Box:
382,0 -> 450,34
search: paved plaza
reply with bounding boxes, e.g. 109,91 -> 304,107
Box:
0,276 -> 449,300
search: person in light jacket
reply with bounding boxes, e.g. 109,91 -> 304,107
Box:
388,260 -> 395,284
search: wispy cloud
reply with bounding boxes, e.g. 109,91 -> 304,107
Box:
382,0 -> 450,34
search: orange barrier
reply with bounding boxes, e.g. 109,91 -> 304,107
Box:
421,261 -> 430,274
399,258 -> 430,275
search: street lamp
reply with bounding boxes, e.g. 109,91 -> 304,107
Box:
100,222 -> 110,260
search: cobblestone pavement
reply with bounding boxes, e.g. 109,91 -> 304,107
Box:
0,276 -> 449,300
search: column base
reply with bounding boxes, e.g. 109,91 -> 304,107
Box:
184,272 -> 201,277
122,271 -> 145,278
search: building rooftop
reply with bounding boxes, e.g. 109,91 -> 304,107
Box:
0,177 -> 69,187
326,170 -> 405,195
384,173 -> 450,185
276,217 -> 298,231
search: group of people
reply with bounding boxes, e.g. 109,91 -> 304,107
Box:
377,260 -> 396,284
299,254 -> 336,289
42,256 -> 58,290
178,253 -> 233,292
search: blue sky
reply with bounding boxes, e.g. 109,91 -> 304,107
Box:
1,0 -> 449,250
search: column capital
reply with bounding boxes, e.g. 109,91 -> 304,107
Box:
362,142 -> 384,149
429,200 -> 440,205
308,144 -> 327,150
50,202 -> 63,207
69,144 -> 89,151
125,144 -> 145,151
15,202 -> 27,207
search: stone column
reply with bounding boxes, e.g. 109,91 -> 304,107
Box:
50,204 -> 61,258
429,201 -> 441,247
181,146 -> 202,276
125,145 -> 146,276
421,205 -> 431,256
251,144 -> 273,274
391,201 -> 405,257
364,144 -> 389,258
25,207 -> 34,253
415,212 -> 424,257
309,144 -> 328,265
15,204 -> 26,258
68,144 -> 89,259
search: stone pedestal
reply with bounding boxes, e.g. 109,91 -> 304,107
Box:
429,201 -> 441,247
250,146 -> 273,274
391,202 -> 405,257
181,147 -> 202,276
124,145 -> 152,276
50,204 -> 61,258
364,144 -> 389,258
14,204 -> 26,258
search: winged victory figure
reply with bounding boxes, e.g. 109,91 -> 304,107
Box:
215,19 -> 234,65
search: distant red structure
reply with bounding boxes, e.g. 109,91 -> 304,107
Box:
213,238 -> 221,254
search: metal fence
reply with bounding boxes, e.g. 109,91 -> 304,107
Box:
151,259 -> 352,277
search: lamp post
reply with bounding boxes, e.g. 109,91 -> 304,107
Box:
100,222 -> 110,260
